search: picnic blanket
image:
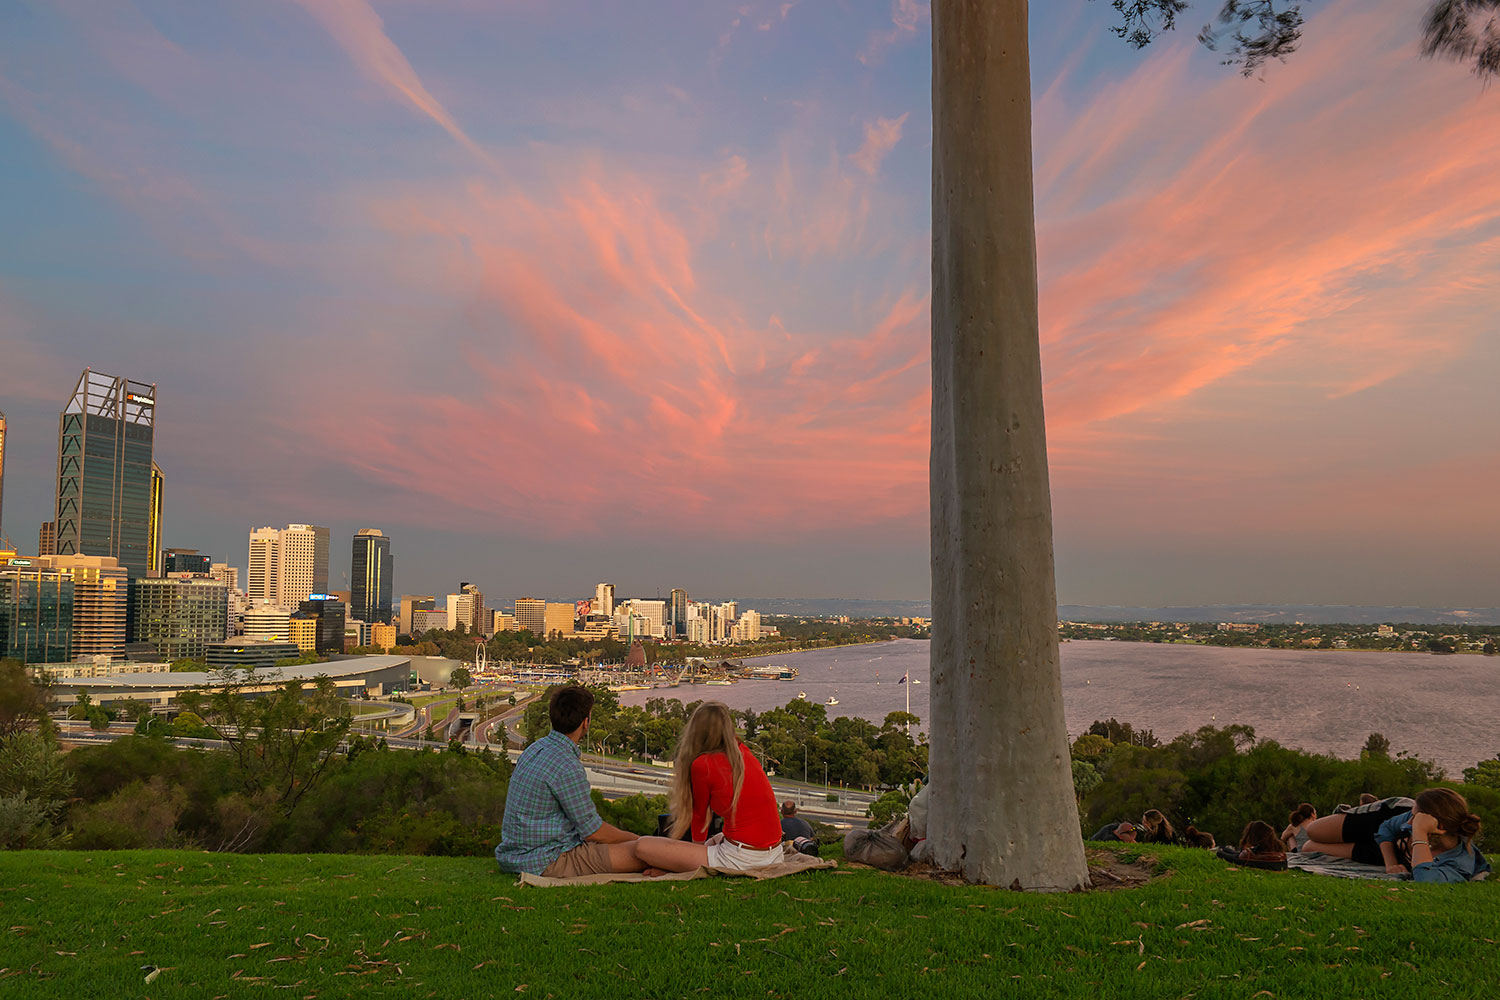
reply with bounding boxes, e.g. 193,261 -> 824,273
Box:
517,847 -> 836,887
1286,851 -> 1402,880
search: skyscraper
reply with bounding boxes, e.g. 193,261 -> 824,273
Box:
398,594 -> 435,634
164,548 -> 212,575
0,408 -> 7,542
36,553 -> 129,660
350,528 -> 393,624
514,597 -> 546,635
595,582 -> 615,617
38,521 -> 56,556
246,527 -> 280,603
446,582 -> 484,633
245,524 -> 329,607
0,559 -> 73,664
279,524 -> 329,606
297,595 -> 346,654
127,576 -> 228,661
670,588 -> 688,639
53,369 -> 157,578
148,462 -> 164,576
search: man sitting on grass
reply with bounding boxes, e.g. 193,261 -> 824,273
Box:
494,685 -> 647,877
1090,820 -> 1138,843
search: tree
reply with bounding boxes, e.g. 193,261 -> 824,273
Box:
1361,732 -> 1392,759
0,659 -> 53,738
929,0 -> 1495,889
450,666 -> 473,691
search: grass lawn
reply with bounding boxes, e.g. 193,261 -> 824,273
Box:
2,846 -> 1495,999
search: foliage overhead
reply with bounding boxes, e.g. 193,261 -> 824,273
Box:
1100,0 -> 1500,79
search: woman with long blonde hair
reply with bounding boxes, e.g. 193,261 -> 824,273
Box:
635,702 -> 784,873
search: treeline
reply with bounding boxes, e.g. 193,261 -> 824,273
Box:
393,617 -> 925,667
1069,718 -> 1500,846
520,688 -> 928,791
1,660 -> 513,855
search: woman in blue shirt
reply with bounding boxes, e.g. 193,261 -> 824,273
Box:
1374,788 -> 1489,883
1304,787 -> 1488,882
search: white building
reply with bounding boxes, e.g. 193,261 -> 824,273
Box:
246,524 -> 329,607
623,599 -> 666,638
595,582 -> 615,618
412,609 -> 449,633
243,602 -> 292,642
246,527 -> 280,604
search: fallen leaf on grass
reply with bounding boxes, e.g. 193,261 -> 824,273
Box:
249,943 -> 271,950
1176,919 -> 1211,930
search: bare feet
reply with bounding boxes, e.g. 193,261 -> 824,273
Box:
642,867 -> 669,878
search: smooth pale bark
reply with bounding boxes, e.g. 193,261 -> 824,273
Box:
928,0 -> 1088,890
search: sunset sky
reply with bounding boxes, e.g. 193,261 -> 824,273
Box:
2,0 -> 1497,608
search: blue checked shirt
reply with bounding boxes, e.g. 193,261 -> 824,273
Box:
494,730 -> 603,874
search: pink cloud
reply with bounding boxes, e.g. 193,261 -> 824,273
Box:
849,113 -> 909,176
859,0 -> 929,66
294,0 -> 491,164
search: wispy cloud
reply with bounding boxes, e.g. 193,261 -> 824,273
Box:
293,0 -> 492,164
849,113 -> 909,176
859,0 -> 928,66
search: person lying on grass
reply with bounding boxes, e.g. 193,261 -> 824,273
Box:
1089,821 -> 1137,843
493,685 -> 648,878
1281,803 -> 1316,852
1301,787 -> 1490,883
632,702 -> 785,874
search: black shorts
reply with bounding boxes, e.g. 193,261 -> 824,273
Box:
1341,805 -> 1408,866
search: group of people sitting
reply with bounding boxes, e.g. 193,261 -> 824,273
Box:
1090,811 -> 1217,849
1093,790 -> 1489,883
494,685 -> 812,878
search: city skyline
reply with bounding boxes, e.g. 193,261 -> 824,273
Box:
1,2 -> 1498,607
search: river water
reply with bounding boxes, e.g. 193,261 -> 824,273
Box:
617,639 -> 1500,775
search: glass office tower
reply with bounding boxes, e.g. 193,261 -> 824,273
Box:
54,370 -> 157,578
127,576 -> 228,661
0,408 -> 8,542
0,562 -> 75,664
349,529 -> 394,624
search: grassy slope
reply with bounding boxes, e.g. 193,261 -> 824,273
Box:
2,847 -> 1495,999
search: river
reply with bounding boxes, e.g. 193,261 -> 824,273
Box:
616,639 -> 1500,774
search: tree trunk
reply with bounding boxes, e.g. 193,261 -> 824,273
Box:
928,0 -> 1087,891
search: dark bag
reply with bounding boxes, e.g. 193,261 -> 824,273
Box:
843,828 -> 909,870
655,813 -> 723,840
1217,845 -> 1288,871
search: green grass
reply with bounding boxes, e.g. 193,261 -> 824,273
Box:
2,847 -> 1495,998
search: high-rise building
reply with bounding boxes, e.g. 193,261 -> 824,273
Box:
209,562 -> 239,592
371,622 -> 397,651
243,602 -> 291,642
399,595 -> 435,635
492,609 -> 516,632
411,609 -> 449,632
38,521 -> 56,556
544,602 -> 577,637
446,582 -> 484,633
350,529 -> 393,625
164,548 -> 212,575
595,583 -> 615,618
148,462 -> 164,576
624,599 -> 666,639
514,598 -> 546,635
670,588 -> 688,638
279,524 -> 329,606
246,527 -> 280,604
36,554 -> 129,660
127,576 -> 228,661
731,609 -> 763,643
53,369 -> 157,578
0,559 -> 74,664
245,524 -> 329,607
288,613 -> 317,654
0,408 -> 7,542
297,596 -> 346,654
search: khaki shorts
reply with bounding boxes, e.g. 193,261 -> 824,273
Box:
542,842 -> 617,878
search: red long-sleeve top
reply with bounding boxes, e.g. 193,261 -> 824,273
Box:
690,742 -> 782,849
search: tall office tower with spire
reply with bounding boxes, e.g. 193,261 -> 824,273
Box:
53,369 -> 157,578
350,528 -> 393,624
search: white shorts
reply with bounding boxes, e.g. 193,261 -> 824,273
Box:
705,836 -> 784,871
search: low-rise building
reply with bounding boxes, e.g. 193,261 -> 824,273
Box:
204,640 -> 301,668
372,622 -> 397,651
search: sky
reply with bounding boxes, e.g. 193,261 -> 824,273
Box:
1,0 -> 1497,609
